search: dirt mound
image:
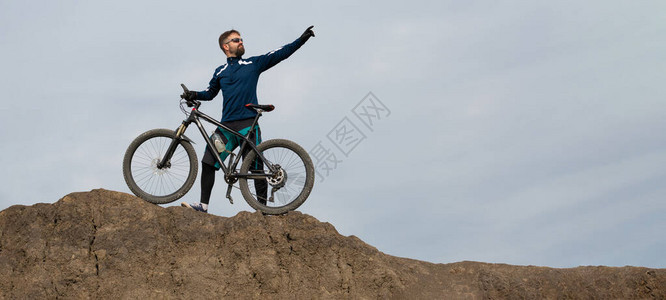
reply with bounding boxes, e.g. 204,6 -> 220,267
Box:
0,189 -> 664,298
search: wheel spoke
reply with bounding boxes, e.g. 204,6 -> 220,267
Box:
239,140 -> 313,214
124,131 -> 198,203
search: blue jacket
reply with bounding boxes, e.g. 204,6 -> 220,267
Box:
195,38 -> 305,122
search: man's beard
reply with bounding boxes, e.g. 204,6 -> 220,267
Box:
234,46 -> 245,57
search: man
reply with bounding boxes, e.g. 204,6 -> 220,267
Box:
180,26 -> 315,213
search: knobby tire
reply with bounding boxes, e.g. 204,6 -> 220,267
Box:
239,139 -> 315,215
122,129 -> 198,204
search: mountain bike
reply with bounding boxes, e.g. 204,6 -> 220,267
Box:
122,84 -> 315,215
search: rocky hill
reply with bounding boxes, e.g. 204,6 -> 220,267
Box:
0,189 -> 664,299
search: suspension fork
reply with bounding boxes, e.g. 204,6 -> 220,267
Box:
157,121 -> 192,169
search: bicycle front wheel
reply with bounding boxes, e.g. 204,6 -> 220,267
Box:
122,128 -> 198,204
239,139 -> 315,215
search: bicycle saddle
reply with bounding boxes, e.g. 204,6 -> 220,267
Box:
245,103 -> 275,112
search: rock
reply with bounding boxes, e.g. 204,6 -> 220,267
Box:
0,189 -> 664,298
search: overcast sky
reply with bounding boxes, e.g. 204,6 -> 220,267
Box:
1,1 -> 665,268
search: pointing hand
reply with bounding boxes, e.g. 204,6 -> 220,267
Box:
299,26 -> 315,43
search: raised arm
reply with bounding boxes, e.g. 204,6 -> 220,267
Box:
255,26 -> 315,72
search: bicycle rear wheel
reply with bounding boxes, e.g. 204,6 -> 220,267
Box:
239,139 -> 315,215
122,129 -> 198,204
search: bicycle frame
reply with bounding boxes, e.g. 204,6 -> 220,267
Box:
158,103 -> 277,181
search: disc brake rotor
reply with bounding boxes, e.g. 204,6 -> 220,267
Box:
267,165 -> 287,188
151,158 -> 167,175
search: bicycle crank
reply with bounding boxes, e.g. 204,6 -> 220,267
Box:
225,184 -> 234,204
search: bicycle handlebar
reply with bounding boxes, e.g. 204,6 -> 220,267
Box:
179,83 -> 200,108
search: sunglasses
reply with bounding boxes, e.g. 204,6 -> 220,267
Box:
226,38 -> 243,44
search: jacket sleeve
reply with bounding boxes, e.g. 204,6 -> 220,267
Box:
255,38 -> 304,72
195,68 -> 222,100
